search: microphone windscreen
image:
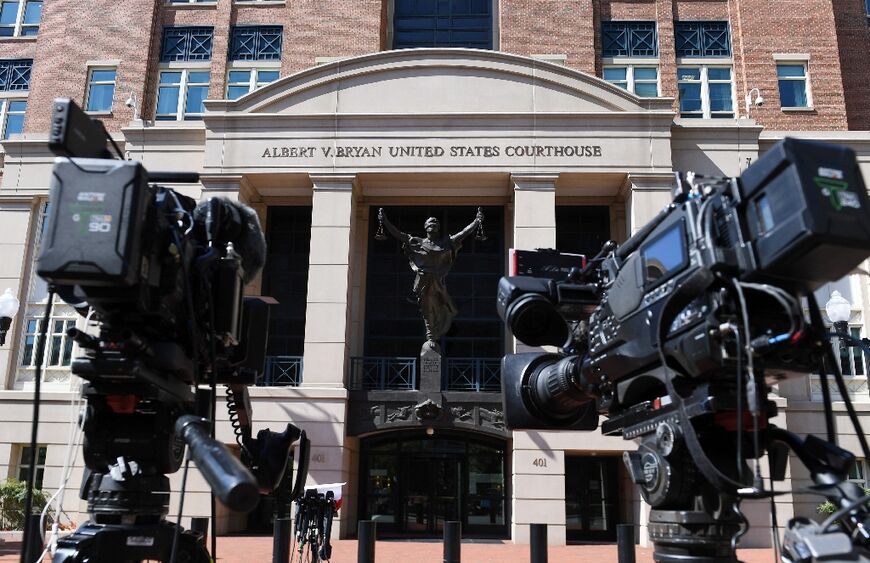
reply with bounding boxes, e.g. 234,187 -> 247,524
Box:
193,198 -> 267,284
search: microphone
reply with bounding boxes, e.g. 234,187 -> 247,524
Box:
193,198 -> 266,284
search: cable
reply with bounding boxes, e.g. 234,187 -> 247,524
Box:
20,288 -> 55,563
820,492 -> 870,532
735,328 -> 745,484
731,279 -> 763,487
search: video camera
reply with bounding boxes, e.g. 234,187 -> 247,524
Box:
498,138 -> 870,562
30,99 -> 309,563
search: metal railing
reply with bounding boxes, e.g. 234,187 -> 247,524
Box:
349,357 -> 417,390
259,356 -> 303,387
443,358 -> 502,392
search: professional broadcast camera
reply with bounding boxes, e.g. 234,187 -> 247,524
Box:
498,138 -> 870,562
24,98 -> 309,563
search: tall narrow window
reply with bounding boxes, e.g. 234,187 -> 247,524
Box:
392,0 -> 493,49
1,99 -> 25,138
0,0 -> 41,37
777,63 -> 810,109
17,445 -> 46,489
85,68 -> 117,113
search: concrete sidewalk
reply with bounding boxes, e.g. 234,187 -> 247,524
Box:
0,536 -> 779,562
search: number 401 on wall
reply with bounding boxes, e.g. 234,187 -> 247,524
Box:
532,458 -> 547,468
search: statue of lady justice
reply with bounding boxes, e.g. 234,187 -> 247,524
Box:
377,208 -> 485,353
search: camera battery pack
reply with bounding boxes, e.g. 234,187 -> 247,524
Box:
740,138 -> 870,289
37,158 -> 150,287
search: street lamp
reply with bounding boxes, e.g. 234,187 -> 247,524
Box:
0,288 -> 20,346
825,290 -> 852,336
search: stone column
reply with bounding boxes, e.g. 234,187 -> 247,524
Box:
302,175 -> 357,388
511,174 -> 557,251
509,174 -> 566,544
624,173 -> 675,235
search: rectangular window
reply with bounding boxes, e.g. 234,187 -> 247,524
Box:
229,26 -> 282,61
848,459 -> 868,488
674,21 -> 731,58
0,0 -> 41,37
17,445 -> 46,489
393,0 -> 493,49
156,69 -> 210,120
226,68 -> 279,100
160,27 -> 214,62
777,63 -> 810,108
20,317 -> 75,367
603,65 -> 658,97
601,21 -> 658,58
85,68 -> 117,113
1,98 -> 25,138
168,0 -> 216,3
678,66 -> 733,118
0,59 -> 31,91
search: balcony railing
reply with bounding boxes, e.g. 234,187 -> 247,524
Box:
350,357 -> 417,390
259,356 -> 303,387
444,358 -> 502,392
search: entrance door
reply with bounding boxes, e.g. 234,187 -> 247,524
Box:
565,456 -> 620,541
403,457 -> 461,535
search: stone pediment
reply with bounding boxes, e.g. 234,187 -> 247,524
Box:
204,48 -> 674,117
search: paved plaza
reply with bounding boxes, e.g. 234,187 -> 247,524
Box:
0,536 -> 779,562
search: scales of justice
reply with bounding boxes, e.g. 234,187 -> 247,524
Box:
375,207 -> 487,390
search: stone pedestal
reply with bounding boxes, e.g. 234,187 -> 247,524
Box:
420,342 -> 442,393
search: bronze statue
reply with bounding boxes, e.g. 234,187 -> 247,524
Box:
377,208 -> 484,350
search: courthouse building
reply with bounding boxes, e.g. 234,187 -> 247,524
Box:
0,0 -> 867,548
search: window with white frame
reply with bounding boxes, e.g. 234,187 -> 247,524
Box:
848,458 -> 869,489
677,65 -> 734,118
777,62 -> 810,109
0,98 -> 25,138
16,445 -> 46,489
15,203 -> 79,387
226,68 -> 279,100
603,65 -> 658,97
0,0 -> 41,37
85,68 -> 117,113
156,69 -> 210,120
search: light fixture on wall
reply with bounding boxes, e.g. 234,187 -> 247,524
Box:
0,288 -> 20,346
744,88 -> 764,116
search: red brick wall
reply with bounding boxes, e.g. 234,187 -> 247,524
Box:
24,0 -> 159,134
831,0 -> 870,130
500,0 -> 597,73
13,0 -> 863,134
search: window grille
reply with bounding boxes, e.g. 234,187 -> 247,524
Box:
0,59 -> 31,91
674,21 -> 731,58
393,0 -> 493,49
160,27 -> 214,62
229,26 -> 282,61
601,21 -> 658,57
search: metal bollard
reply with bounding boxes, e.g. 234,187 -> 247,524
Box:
358,520 -> 377,563
530,523 -> 548,563
617,523 -> 636,563
443,520 -> 461,563
272,517 -> 292,563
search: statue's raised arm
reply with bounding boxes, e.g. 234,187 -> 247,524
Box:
451,208 -> 484,244
378,208 -> 407,241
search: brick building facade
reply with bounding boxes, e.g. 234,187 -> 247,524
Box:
0,0 -> 867,550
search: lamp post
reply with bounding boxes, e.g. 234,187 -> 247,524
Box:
0,288 -> 20,346
825,290 -> 852,373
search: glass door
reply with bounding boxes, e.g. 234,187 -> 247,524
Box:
565,456 -> 620,541
402,456 -> 461,535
